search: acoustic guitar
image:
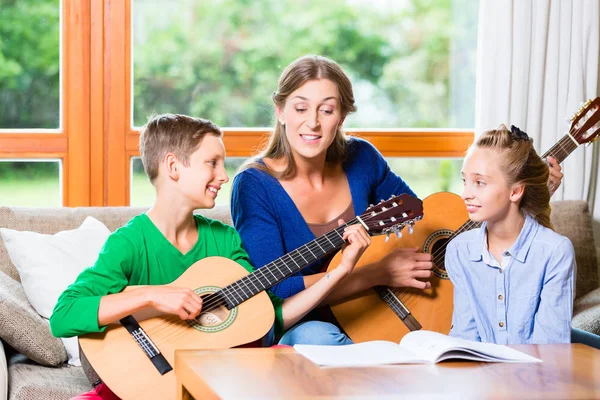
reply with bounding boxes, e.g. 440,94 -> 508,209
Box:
328,97 -> 600,344
78,194 -> 423,400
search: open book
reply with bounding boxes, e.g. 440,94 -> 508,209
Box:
294,330 -> 542,367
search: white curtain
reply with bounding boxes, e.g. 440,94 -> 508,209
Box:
475,0 -> 600,246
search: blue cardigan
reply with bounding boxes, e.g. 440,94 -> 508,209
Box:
230,137 -> 416,298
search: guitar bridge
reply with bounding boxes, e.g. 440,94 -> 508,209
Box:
120,315 -> 173,375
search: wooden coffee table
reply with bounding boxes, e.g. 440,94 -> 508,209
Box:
175,344 -> 600,399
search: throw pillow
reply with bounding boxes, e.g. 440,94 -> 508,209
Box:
0,271 -> 67,366
0,216 -> 111,366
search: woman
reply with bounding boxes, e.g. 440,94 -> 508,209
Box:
231,55 -> 564,345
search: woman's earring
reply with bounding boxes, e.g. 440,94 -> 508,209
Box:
279,120 -> 285,126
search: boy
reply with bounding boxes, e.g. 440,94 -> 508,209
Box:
50,114 -> 369,399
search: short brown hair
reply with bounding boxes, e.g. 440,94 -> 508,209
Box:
139,113 -> 222,182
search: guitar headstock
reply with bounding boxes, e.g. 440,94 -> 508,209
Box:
570,97 -> 600,145
359,194 -> 424,238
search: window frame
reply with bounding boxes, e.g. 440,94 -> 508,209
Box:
0,0 -> 473,207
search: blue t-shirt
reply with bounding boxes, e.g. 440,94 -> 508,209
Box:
231,137 -> 416,298
446,214 -> 576,344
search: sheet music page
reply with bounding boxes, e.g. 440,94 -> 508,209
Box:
399,331 -> 542,363
294,340 -> 428,367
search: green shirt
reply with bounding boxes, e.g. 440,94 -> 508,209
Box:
50,214 -> 283,338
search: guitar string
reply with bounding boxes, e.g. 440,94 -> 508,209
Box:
199,204 -> 418,313
146,218 -> 388,331
191,218 -> 394,313
148,216 -> 408,328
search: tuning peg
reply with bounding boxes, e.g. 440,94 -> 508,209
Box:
385,232 -> 390,243
408,224 -> 414,235
396,228 -> 402,239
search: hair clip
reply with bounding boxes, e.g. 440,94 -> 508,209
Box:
510,125 -> 530,141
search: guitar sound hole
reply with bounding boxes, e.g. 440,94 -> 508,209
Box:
195,294 -> 229,327
431,238 -> 449,272
186,288 -> 238,332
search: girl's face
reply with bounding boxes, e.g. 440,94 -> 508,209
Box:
276,79 -> 344,162
461,147 -> 518,224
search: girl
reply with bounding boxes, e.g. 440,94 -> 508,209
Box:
446,124 -> 575,344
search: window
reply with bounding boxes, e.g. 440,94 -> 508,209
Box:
0,0 -> 91,207
0,161 -> 62,207
0,0 -> 476,207
132,0 -> 477,129
130,0 -> 477,203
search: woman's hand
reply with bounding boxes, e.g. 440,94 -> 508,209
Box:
547,156 -> 563,195
373,247 -> 433,289
337,219 -> 371,275
144,286 -> 203,320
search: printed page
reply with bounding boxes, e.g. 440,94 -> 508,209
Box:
399,331 -> 542,363
294,340 -> 429,367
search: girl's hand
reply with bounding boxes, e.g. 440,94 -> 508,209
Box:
338,219 -> 371,275
144,286 -> 203,320
547,156 -> 563,195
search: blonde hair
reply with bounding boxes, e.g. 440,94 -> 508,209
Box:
472,124 -> 553,230
243,55 -> 357,179
139,113 -> 222,183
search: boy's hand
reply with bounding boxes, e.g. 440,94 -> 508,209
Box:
146,286 -> 203,320
338,220 -> 371,275
375,247 -> 433,289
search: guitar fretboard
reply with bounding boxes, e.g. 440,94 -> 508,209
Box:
204,219 -> 355,312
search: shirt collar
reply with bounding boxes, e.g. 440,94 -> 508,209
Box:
468,213 -> 538,263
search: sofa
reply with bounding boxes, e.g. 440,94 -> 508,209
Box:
0,201 -> 599,400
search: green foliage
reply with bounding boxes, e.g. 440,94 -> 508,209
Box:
133,0 -> 394,127
0,0 -> 60,128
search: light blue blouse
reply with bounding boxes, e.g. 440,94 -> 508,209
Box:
446,214 -> 576,344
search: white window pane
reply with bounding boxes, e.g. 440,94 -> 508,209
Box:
0,160 -> 62,206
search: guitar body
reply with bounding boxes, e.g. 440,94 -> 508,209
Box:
79,257 -> 274,400
329,192 -> 468,343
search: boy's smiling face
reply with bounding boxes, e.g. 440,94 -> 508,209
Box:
176,134 -> 229,209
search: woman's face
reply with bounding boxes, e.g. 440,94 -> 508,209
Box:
276,79 -> 344,162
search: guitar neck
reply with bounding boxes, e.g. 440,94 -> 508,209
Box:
541,133 -> 579,164
211,219 -> 356,310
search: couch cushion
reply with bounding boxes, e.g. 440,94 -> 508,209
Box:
1,340 -> 7,400
1,217 -> 113,367
550,200 -> 599,299
8,354 -> 91,400
573,287 -> 600,336
0,271 -> 67,367
0,205 -> 232,281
